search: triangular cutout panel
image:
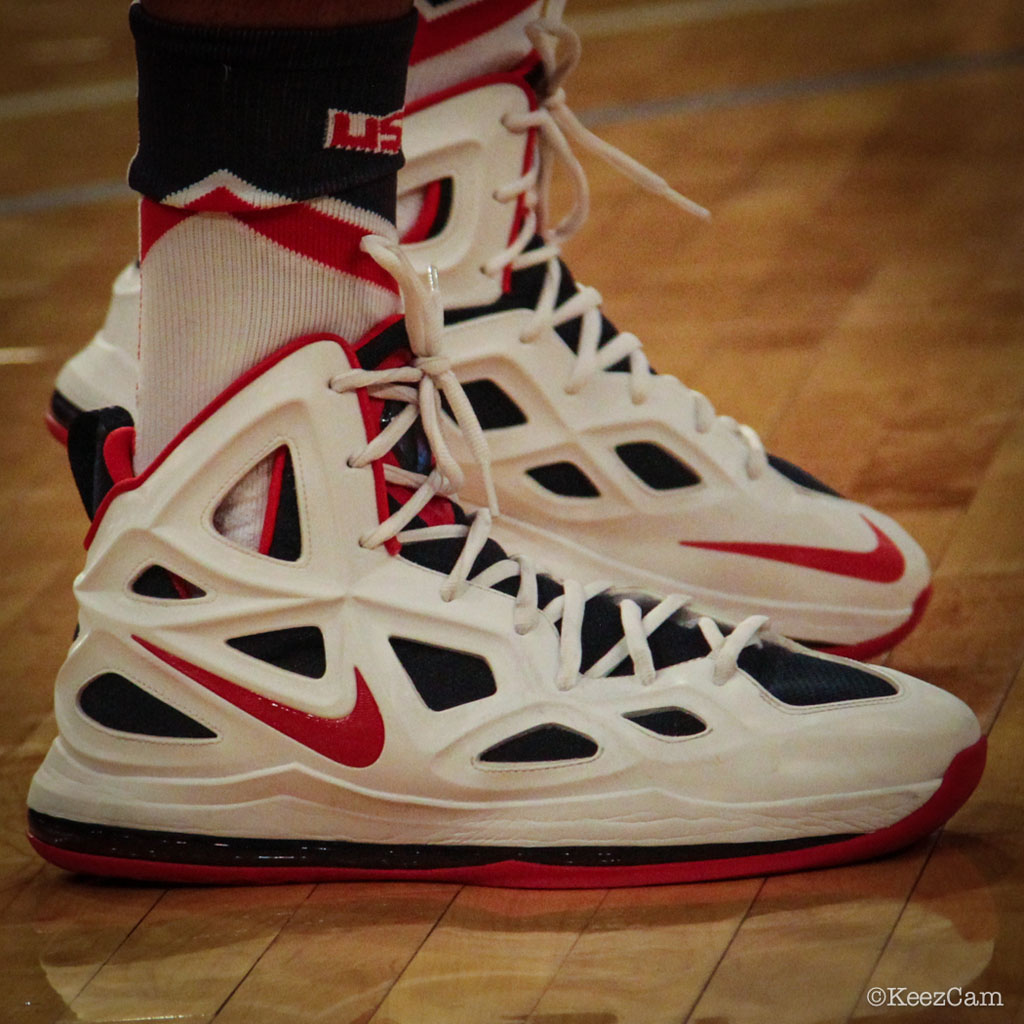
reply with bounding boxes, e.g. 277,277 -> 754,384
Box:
227,626 -> 326,678
78,673 -> 216,738
212,446 -> 302,560
132,565 -> 206,600
479,724 -> 598,764
389,637 -> 497,711
623,707 -> 707,737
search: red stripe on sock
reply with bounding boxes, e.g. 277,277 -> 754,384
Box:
236,205 -> 399,293
410,0 -> 538,64
184,186 -> 266,214
140,199 -> 193,260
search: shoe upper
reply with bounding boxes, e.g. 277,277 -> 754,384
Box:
35,254 -> 978,847
396,54 -> 932,648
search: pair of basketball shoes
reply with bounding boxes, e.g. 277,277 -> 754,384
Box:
29,44 -> 984,886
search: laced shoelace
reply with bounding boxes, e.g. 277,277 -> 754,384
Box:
330,235 -> 770,691
483,4 -> 769,480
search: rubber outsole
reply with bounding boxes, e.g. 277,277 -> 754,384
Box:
27,735 -> 986,889
812,585 -> 933,661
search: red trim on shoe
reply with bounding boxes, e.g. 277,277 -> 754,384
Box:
85,330 -> 392,551
350,315 -> 408,556
135,637 -> 386,768
403,56 -> 541,295
258,446 -> 289,557
818,585 -> 933,661
404,61 -> 540,118
409,0 -> 539,65
679,516 -> 907,584
45,409 -> 69,445
400,178 -> 443,245
102,426 -> 136,484
407,58 -> 545,295
26,736 -> 986,888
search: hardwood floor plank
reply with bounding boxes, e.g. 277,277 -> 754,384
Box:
214,883 -> 459,1024
850,661 -> 1024,1021
526,879 -> 762,1024
65,886 -> 314,1024
365,888 -> 606,1024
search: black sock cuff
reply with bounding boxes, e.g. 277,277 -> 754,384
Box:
128,3 -> 417,206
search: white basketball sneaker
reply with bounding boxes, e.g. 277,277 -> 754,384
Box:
50,20 -> 931,658
29,241 -> 984,887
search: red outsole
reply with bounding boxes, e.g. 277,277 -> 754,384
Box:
27,735 -> 985,890
817,584 -> 932,661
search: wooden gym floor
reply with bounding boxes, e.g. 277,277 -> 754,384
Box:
1,0 -> 1023,1020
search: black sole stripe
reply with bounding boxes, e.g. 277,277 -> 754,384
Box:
28,809 -> 857,870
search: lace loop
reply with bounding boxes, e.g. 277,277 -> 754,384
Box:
699,615 -> 770,686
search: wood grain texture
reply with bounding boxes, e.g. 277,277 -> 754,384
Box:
0,0 -> 1021,1021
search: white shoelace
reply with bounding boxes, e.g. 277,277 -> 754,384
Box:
483,7 -> 769,480
331,235 -> 768,691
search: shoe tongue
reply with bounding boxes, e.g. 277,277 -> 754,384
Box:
354,318 -> 415,372
354,318 -> 459,529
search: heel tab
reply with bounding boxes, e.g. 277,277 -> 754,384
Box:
67,408 -> 135,520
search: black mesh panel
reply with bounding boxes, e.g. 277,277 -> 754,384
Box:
624,707 -> 707,737
479,724 -> 598,763
389,637 -> 497,711
767,454 -> 841,497
267,450 -> 302,562
738,645 -> 897,706
444,379 -> 527,430
132,566 -> 205,600
527,461 -> 600,498
78,673 -> 215,738
227,626 -> 326,678
616,442 -> 701,490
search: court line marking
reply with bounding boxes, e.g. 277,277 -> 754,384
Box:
581,47 -> 1024,126
0,79 -> 136,123
0,0 -> 864,124
1,48 -> 1021,216
0,180 -> 132,216
0,346 -> 48,366
570,0 -> 862,38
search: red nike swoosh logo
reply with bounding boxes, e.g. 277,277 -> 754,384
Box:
679,515 -> 906,583
134,637 -> 385,767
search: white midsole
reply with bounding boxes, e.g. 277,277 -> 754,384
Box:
29,737 -> 939,849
